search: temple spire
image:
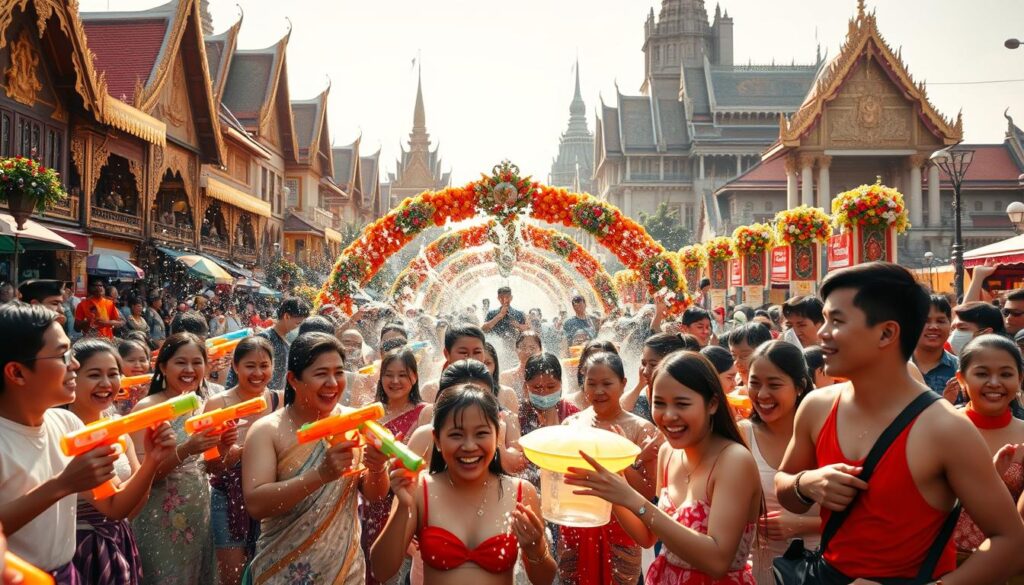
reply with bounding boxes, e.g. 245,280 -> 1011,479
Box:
570,58 -> 585,118
412,63 -> 426,132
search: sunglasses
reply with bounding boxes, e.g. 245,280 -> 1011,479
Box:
23,348 -> 74,366
1002,309 -> 1024,318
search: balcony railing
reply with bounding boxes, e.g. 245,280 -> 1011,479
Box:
201,235 -> 231,258
43,195 -> 80,221
90,206 -> 143,237
312,206 -> 335,229
152,221 -> 195,246
235,245 -> 258,262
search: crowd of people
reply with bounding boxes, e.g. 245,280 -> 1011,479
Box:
1,261 -> 1024,585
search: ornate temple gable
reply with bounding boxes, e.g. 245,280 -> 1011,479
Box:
156,56 -> 197,147
0,0 -> 107,117
204,12 -> 241,100
778,0 -> 962,148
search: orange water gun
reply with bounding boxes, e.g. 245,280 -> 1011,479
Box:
562,356 -> 581,368
3,552 -> 53,585
184,396 -> 266,460
60,394 -> 200,499
207,338 -> 242,360
296,402 -> 424,472
568,345 -> 584,357
726,391 -> 752,419
114,374 -> 153,400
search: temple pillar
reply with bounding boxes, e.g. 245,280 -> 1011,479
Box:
699,155 -> 705,180
909,155 -> 926,228
928,164 -> 941,227
785,155 -> 798,210
799,154 -> 815,207
817,155 -> 831,211
736,155 -> 742,176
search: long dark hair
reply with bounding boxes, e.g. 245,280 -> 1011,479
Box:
653,350 -> 747,448
73,338 -> 119,371
439,359 -> 496,398
644,332 -> 691,358
375,348 -> 421,405
747,340 -> 814,424
149,333 -> 207,396
959,334 -> 1024,375
430,384 -> 504,477
284,332 -> 345,406
483,342 -> 501,379
583,351 -> 626,382
232,335 -> 274,366
525,352 -> 561,382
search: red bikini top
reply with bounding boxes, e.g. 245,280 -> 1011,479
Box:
418,478 -> 522,574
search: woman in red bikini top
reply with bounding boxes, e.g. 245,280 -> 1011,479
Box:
951,336 -> 1024,560
370,384 -> 557,585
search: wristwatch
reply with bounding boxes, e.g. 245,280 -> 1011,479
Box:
636,502 -> 648,517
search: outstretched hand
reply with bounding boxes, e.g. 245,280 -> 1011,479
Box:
564,451 -> 638,508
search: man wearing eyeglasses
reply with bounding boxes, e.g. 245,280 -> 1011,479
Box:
0,303 -> 118,582
1001,289 -> 1024,336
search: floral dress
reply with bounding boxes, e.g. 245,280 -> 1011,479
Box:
954,462 -> 1024,553
131,406 -> 215,585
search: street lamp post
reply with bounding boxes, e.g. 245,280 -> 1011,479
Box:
1008,200 -> 1024,234
930,146 -> 974,301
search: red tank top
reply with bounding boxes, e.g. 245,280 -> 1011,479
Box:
816,396 -> 956,578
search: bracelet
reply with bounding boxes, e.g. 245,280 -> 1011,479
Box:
794,471 -> 814,506
173,446 -> 184,465
523,544 -> 549,565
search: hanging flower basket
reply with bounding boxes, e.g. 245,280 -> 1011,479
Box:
0,155 -> 68,229
831,178 -> 910,234
774,205 -> 832,245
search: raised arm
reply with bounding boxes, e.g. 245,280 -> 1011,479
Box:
370,468 -> 420,582
86,423 -> 177,520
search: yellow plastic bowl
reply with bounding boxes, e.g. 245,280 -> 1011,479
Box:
519,426 -> 641,474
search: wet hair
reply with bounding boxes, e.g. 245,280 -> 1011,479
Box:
1007,289 -> 1024,302
726,322 -> 773,351
525,352 -> 562,382
782,296 -> 825,324
149,333 -> 207,397
430,384 -> 504,476
444,325 -> 485,353
439,359 -> 497,397
72,337 -> 119,371
515,330 -> 543,350
748,340 -> 815,424
929,294 -> 953,320
700,345 -> 735,374
379,323 -> 408,342
584,351 -> 626,381
277,297 -> 311,320
699,277 -> 710,289
117,338 -> 149,363
170,311 -> 209,337
681,307 -> 712,327
232,336 -> 274,366
959,334 -> 1024,375
954,301 -> 1006,335
802,346 -> 826,375
124,330 -> 150,349
644,332 -> 690,358
577,339 -> 617,387
819,262 -> 930,360
284,332 -> 345,406
297,315 -> 336,336
653,351 -> 747,448
497,286 -> 512,295
380,338 -> 407,353
483,342 -> 501,379
375,348 -> 421,405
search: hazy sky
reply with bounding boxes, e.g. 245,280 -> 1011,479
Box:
81,0 -> 1024,185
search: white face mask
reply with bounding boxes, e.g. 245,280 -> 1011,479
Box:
948,329 -> 973,356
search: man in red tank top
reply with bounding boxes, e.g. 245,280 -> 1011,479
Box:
775,262 -> 1024,584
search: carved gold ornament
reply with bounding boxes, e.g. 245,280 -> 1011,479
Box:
6,29 -> 42,106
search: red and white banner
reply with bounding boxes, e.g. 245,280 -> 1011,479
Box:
771,247 -> 790,285
730,259 -> 742,288
827,233 -> 852,271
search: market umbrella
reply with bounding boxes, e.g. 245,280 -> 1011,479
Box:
175,254 -> 234,284
257,285 -> 281,298
86,254 -> 145,279
234,276 -> 260,291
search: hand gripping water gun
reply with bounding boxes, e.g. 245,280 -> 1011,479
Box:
4,552 -> 54,585
184,396 -> 267,460
114,374 -> 154,400
296,402 -> 423,471
60,394 -> 201,499
358,340 -> 432,375
207,338 -> 242,360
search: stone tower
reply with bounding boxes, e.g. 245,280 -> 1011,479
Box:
548,60 -> 594,194
389,66 -> 450,203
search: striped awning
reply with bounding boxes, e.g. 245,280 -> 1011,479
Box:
205,176 -> 272,218
325,227 -> 342,243
104,97 -> 166,145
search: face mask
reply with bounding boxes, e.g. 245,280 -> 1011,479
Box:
948,329 -> 973,356
529,390 -> 562,411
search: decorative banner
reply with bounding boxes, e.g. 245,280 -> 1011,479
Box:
730,259 -> 742,288
771,247 -> 790,285
684,266 -> 700,294
709,259 -> 729,290
741,251 -> 767,287
790,242 -> 819,282
743,285 -> 764,307
854,223 -> 897,264
709,289 -> 727,312
793,280 -> 816,296
827,232 -> 852,271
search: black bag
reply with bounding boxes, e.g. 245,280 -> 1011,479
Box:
773,392 -> 961,585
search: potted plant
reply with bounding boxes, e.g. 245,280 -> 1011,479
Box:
0,155 -> 68,229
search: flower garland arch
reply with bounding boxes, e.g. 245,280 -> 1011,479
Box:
421,260 -> 573,316
318,161 -> 690,314
387,221 -> 619,312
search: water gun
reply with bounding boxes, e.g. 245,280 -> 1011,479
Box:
207,328 -> 253,346
562,356 -> 581,368
207,338 -> 242,360
60,394 -> 200,499
184,396 -> 266,460
568,345 -> 584,357
726,390 -> 752,418
296,402 -> 423,471
114,374 -> 153,400
3,552 -> 54,585
358,362 -> 379,375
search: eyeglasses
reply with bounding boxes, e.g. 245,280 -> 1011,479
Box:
23,348 -> 73,366
1002,309 -> 1024,318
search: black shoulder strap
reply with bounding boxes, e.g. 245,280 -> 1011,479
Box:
818,391 -> 940,553
916,502 -> 960,581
